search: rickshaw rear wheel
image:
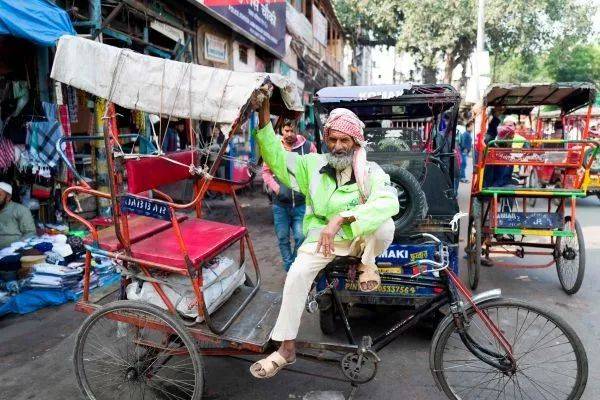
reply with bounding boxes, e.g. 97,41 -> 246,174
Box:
74,300 -> 204,400
466,199 -> 482,290
556,217 -> 585,295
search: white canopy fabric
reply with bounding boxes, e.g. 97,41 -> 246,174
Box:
50,35 -> 303,135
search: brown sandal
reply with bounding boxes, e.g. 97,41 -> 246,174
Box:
358,264 -> 381,292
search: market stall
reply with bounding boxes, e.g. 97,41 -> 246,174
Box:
0,1 -> 122,316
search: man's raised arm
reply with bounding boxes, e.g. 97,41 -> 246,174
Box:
253,94 -> 307,194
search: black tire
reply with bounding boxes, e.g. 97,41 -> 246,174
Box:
430,298 -> 588,400
466,198 -> 482,290
525,168 -> 538,207
381,165 -> 428,233
74,300 -> 204,400
318,294 -> 337,335
556,218 -> 586,295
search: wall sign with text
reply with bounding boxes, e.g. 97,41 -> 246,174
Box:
198,0 -> 286,58
205,33 -> 229,63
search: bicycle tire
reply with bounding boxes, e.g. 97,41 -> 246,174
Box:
556,218 -> 585,295
74,300 -> 204,400
466,198 -> 481,290
525,168 -> 538,207
430,298 -> 587,400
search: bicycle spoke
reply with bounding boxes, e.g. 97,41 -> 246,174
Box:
77,305 -> 200,400
436,302 -> 583,400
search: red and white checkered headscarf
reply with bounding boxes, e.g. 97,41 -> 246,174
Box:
324,108 -> 368,202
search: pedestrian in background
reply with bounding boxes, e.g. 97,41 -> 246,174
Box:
262,120 -> 316,271
459,121 -> 473,183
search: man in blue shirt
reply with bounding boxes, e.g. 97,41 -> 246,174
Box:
459,122 -> 473,183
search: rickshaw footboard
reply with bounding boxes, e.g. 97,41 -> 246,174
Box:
76,285 -> 282,353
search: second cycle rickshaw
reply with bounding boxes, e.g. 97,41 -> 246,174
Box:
467,83 -> 598,294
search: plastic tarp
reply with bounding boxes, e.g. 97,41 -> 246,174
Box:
50,36 -> 303,135
0,274 -> 119,317
0,0 -> 75,46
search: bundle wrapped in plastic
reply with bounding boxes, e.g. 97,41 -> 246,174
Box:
126,257 -> 245,321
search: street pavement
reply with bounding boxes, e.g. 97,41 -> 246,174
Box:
1,158 -> 599,399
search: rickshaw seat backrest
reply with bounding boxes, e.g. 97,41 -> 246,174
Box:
484,146 -> 584,169
125,150 -> 195,194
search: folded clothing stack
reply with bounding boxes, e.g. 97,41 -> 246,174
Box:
72,256 -> 119,295
92,256 -> 117,283
26,263 -> 84,290
0,290 -> 10,304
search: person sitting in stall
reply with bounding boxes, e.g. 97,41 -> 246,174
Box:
249,91 -> 399,379
0,182 -> 36,249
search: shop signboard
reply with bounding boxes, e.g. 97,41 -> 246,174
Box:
150,21 -> 185,43
205,33 -> 229,64
196,0 -> 286,58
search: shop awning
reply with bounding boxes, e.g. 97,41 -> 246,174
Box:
0,0 -> 75,46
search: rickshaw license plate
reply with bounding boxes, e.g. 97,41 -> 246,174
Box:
120,195 -> 171,221
497,212 -> 561,229
324,243 -> 459,298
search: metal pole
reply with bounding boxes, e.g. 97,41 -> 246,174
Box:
474,0 -> 485,99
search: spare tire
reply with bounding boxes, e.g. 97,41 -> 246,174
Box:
381,165 -> 428,233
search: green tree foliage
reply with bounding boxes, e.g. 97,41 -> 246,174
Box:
333,0 -> 594,84
333,0 -> 403,47
544,44 -> 600,84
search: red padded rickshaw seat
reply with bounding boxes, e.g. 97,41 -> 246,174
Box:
130,219 -> 247,269
125,151 -> 195,194
84,214 -> 188,252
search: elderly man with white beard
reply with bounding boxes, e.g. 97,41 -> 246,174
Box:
249,91 -> 400,379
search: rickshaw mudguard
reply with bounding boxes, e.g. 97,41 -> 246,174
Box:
428,289 -> 503,391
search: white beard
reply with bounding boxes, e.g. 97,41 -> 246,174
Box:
326,151 -> 353,171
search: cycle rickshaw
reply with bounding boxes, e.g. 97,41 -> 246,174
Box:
467,83 -> 598,294
533,104 -> 600,201
53,37 -> 588,400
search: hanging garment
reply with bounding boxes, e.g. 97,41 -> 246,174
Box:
0,136 -> 15,172
27,102 -> 63,167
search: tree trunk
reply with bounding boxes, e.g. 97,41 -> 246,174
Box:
443,51 -> 457,84
350,45 -> 358,85
422,66 -> 437,84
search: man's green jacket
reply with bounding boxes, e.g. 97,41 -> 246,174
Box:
254,123 -> 399,243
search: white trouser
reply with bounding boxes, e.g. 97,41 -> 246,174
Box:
270,218 -> 395,341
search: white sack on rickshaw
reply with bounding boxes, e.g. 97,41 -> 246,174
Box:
125,257 -> 246,321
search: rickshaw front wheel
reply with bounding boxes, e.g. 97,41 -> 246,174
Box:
74,300 -> 204,400
430,299 -> 588,400
556,217 -> 586,295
